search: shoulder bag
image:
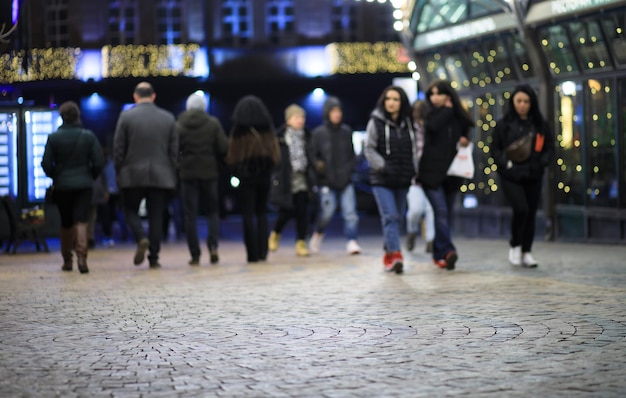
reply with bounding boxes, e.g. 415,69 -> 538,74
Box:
505,133 -> 533,163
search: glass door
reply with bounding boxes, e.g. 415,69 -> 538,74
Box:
0,110 -> 18,197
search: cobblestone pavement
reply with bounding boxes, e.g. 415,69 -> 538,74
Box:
1,219 -> 625,397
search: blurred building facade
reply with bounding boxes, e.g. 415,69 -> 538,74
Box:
404,0 -> 626,243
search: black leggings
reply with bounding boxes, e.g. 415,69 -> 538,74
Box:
54,188 -> 92,228
501,178 -> 543,252
273,191 -> 309,240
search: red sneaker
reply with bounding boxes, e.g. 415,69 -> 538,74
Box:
384,251 -> 403,274
433,259 -> 446,268
383,252 -> 394,272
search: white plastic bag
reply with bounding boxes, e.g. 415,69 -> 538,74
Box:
446,142 -> 474,179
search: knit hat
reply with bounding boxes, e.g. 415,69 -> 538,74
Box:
284,104 -> 306,124
232,95 -> 273,128
186,93 -> 207,111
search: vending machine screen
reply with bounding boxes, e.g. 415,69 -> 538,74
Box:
25,110 -> 61,202
0,111 -> 18,197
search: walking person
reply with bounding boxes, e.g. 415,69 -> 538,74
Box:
42,101 -> 105,274
268,104 -> 313,257
113,81 -> 178,268
418,79 -> 474,271
99,146 -> 127,245
364,86 -> 418,274
177,92 -> 228,266
225,95 -> 280,263
309,96 -> 361,255
87,170 -> 108,249
491,84 -> 554,267
406,100 -> 434,253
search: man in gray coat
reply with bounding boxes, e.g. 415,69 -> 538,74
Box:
113,82 -> 178,268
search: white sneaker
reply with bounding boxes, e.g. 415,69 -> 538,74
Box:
309,232 -> 323,254
522,252 -> 538,268
508,246 -> 521,266
346,240 -> 361,255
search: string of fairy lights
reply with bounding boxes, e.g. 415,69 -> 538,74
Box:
0,41 -> 409,84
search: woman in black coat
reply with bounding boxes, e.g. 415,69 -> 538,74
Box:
418,80 -> 474,271
42,101 -> 105,273
225,95 -> 280,263
492,84 -> 554,268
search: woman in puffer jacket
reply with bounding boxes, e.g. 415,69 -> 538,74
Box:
364,86 -> 417,274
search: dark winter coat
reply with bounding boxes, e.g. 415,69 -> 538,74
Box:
491,117 -> 554,182
113,102 -> 178,189
309,98 -> 356,190
364,109 -> 417,189
42,124 -> 105,191
417,107 -> 473,189
269,125 -> 314,209
177,109 -> 228,181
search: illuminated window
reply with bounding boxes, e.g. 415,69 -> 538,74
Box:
108,0 -> 137,45
221,0 -> 252,47
568,20 -> 612,71
602,14 -> 626,66
411,0 -> 504,34
585,79 -> 617,207
44,0 -> 69,47
538,25 -> 578,76
555,82 -> 585,206
330,2 -> 359,42
156,0 -> 183,45
266,0 -> 294,45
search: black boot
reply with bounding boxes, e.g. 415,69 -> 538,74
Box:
60,227 -> 73,271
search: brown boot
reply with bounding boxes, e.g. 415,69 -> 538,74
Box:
60,227 -> 74,271
74,222 -> 89,274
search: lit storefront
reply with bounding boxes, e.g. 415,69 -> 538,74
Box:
405,0 -> 626,243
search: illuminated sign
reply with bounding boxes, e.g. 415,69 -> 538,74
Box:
526,0 -> 623,24
413,14 -> 517,52
551,0 -> 620,14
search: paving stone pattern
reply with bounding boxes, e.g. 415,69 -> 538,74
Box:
0,227 -> 625,397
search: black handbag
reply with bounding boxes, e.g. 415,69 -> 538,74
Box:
505,133 -> 533,163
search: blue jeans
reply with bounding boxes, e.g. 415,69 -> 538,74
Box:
372,185 -> 408,253
315,184 -> 359,241
406,184 -> 434,241
423,180 -> 458,260
181,179 -> 220,260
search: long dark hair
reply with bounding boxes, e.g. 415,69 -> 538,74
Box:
425,79 -> 473,128
504,84 -> 545,126
375,85 -> 413,125
226,95 -> 280,166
